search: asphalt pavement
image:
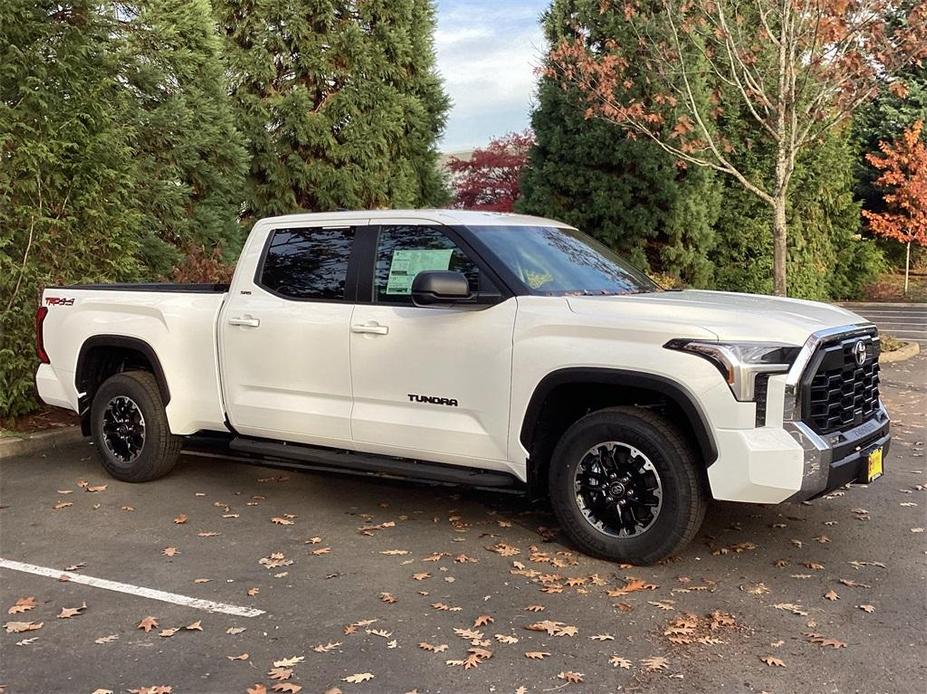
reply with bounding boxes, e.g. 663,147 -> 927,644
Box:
1,355 -> 926,694
840,302 -> 927,344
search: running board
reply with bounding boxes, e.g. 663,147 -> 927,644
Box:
226,437 -> 521,490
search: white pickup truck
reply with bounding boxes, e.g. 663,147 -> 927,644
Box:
35,210 -> 889,563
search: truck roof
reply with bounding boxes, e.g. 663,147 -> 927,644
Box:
257,209 -> 574,229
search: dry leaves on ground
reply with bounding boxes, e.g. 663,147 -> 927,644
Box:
57,603 -> 86,619
4,621 -> 43,633
7,597 -> 37,614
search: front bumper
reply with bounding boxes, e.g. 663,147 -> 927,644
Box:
784,405 -> 890,501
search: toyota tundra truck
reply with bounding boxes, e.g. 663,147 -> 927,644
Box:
34,210 -> 890,563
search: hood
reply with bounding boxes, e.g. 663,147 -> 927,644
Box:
566,289 -> 868,345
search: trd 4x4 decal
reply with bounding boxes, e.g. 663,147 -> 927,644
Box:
407,393 -> 458,407
45,296 -> 75,306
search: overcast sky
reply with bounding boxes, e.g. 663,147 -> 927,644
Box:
434,0 -> 547,152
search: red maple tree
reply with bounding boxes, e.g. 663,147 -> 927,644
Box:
447,131 -> 534,212
863,120 -> 927,295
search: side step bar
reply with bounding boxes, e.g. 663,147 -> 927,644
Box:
225,436 -> 521,490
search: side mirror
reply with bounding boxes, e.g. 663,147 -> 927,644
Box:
411,271 -> 472,307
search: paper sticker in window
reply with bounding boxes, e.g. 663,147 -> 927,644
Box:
385,249 -> 454,295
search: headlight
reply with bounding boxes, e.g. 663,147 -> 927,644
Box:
664,339 -> 801,401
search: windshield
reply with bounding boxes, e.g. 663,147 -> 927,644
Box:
469,225 -> 660,296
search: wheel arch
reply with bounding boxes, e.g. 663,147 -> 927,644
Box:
75,335 -> 170,433
520,368 -> 718,496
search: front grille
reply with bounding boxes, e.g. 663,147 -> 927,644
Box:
804,333 -> 880,435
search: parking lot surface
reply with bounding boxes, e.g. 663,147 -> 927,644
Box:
840,302 -> 927,344
2,355 -> 926,694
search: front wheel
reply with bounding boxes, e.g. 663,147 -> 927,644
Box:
90,371 -> 181,482
548,406 -> 707,565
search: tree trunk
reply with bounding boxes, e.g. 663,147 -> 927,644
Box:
772,196 -> 788,296
905,240 -> 911,296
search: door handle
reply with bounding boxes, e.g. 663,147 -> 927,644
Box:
351,322 -> 389,335
228,316 -> 261,328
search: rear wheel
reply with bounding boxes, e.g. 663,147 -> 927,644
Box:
548,406 -> 707,564
91,371 -> 181,482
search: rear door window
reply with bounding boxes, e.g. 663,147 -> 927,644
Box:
258,227 -> 355,301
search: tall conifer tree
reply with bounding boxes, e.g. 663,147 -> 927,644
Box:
518,0 -> 720,285
215,0 -> 450,222
123,0 -> 248,273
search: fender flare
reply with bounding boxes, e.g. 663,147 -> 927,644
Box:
519,367 -> 718,465
75,335 -> 171,406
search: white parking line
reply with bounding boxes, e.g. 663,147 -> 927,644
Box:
0,558 -> 265,618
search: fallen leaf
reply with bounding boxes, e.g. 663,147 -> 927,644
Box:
273,656 -> 304,668
137,616 -> 158,632
57,602 -> 87,619
642,656 -> 669,671
380,549 -> 409,555
271,683 -> 301,694
858,604 -> 876,613
185,620 -> 203,631
4,621 -> 43,633
310,547 -> 331,556
524,605 -> 545,613
773,603 -> 808,616
247,686 -> 267,694
227,653 -> 249,661
412,572 -> 431,581
608,578 -> 657,596
824,590 -> 840,601
590,633 -> 615,641
609,655 -> 632,669
267,668 -> 292,680
7,597 -> 37,614
379,592 -> 397,604
86,484 -> 107,493
162,547 -> 179,557
342,673 -> 374,684
558,671 -> 584,683
193,578 -> 211,584
494,634 -> 518,644
761,656 -> 786,667
159,627 -> 179,638
247,587 -> 260,597
94,634 -> 119,644
174,514 -> 188,524
473,615 -> 494,627
272,517 -> 295,526
525,651 -> 551,660
226,626 -> 246,634
804,632 -> 847,649
312,641 -> 342,653
53,501 -> 72,510
418,642 -> 449,653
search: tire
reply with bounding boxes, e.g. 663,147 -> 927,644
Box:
548,406 -> 707,565
90,371 -> 181,482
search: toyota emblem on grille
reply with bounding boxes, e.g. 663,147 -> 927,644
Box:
853,340 -> 867,366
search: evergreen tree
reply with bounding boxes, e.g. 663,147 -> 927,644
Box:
1,0 -> 144,416
518,0 -> 719,285
215,0 -> 450,223
122,0 -> 248,274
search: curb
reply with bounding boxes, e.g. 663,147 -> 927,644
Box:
880,341 -> 921,364
0,426 -> 86,460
